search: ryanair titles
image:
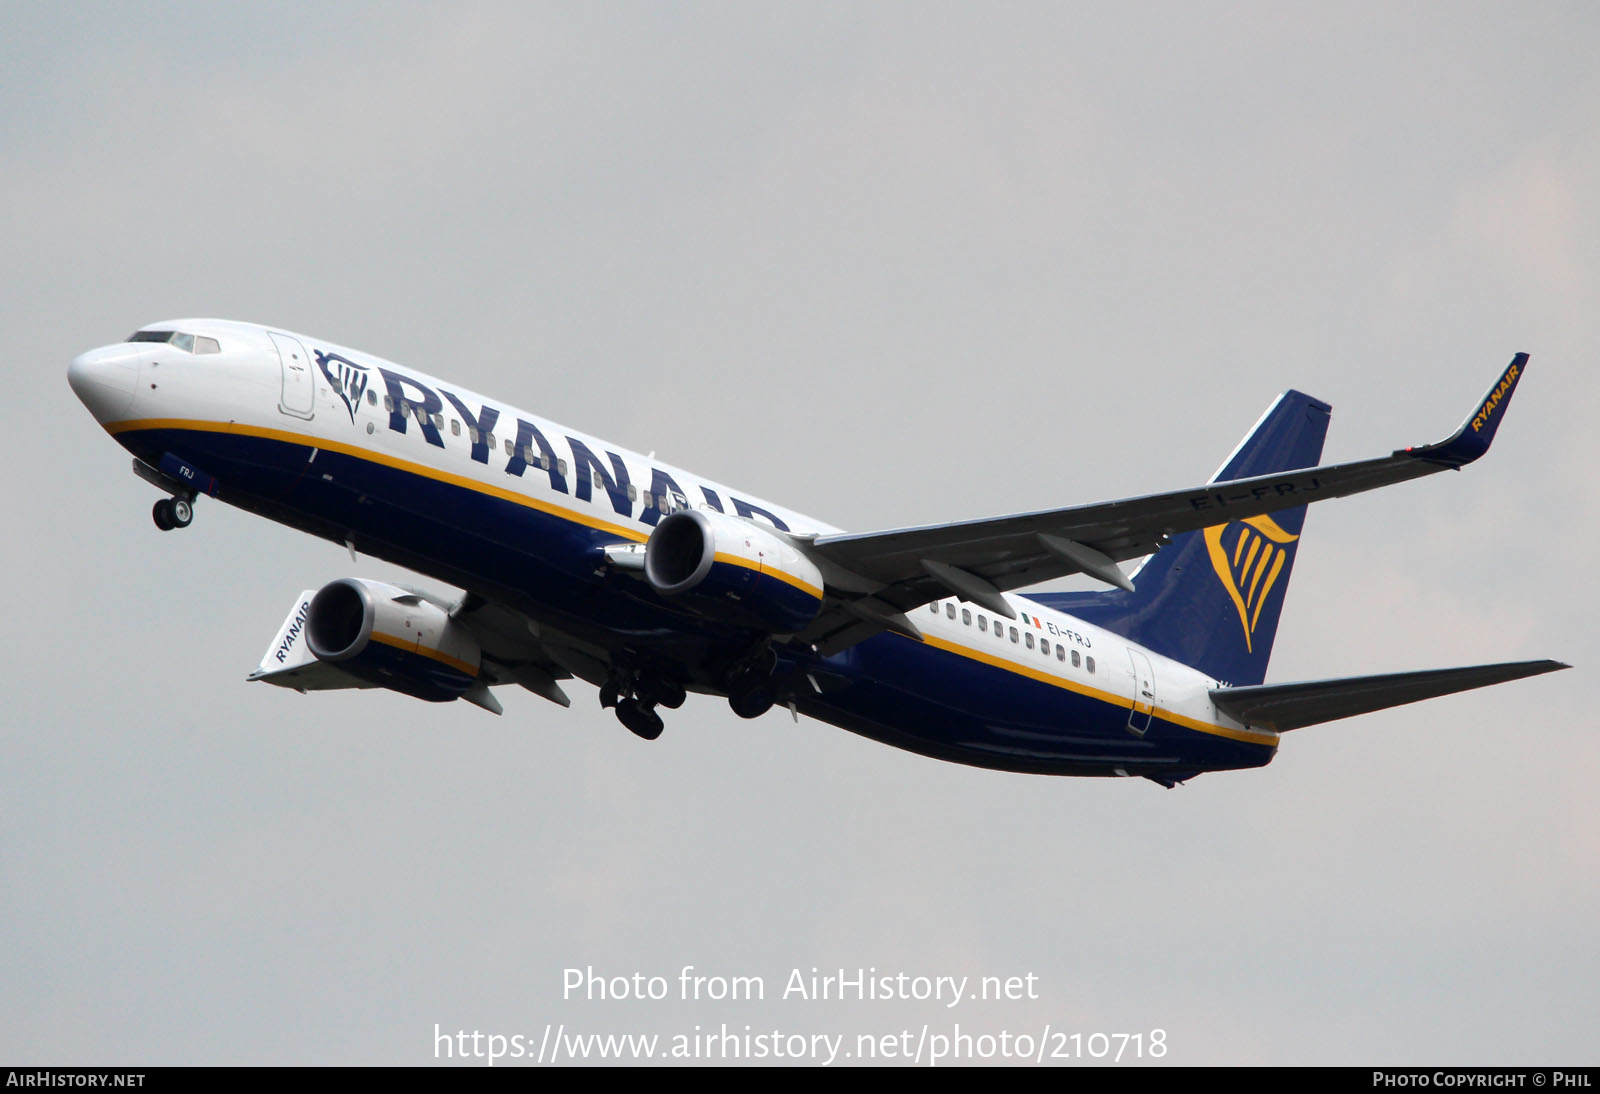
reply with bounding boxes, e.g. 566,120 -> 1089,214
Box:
344,357 -> 791,532
1471,360 -> 1519,434
273,600 -> 311,663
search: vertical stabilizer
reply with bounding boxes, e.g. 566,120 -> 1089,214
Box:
1026,391 -> 1331,685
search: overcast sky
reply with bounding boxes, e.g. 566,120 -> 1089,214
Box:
3,1 -> 1596,1066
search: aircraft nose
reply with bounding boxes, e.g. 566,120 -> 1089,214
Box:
68,344 -> 141,423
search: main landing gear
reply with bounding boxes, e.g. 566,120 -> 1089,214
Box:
600,667 -> 686,741
615,698 -> 664,741
725,647 -> 777,720
152,496 -> 194,531
600,644 -> 788,741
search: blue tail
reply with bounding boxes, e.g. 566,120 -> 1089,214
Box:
1026,391 -> 1332,686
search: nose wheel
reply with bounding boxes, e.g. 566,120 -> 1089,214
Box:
152,496 -> 194,531
133,458 -> 203,532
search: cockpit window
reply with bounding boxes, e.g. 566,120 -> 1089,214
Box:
126,330 -> 218,354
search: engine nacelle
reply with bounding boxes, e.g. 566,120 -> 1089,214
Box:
643,509 -> 825,633
305,578 -> 481,702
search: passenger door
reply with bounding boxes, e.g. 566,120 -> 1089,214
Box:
270,332 -> 315,419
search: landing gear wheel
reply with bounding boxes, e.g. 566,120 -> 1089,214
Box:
169,497 -> 193,528
616,698 -> 664,740
635,676 -> 686,710
599,681 -> 620,709
729,685 -> 775,720
730,647 -> 778,692
152,498 -> 176,531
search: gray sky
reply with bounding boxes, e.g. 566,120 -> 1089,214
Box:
3,1 -> 1595,1065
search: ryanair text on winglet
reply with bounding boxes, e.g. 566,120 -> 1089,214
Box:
1472,362 -> 1519,433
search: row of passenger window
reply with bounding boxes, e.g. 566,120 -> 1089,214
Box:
929,600 -> 1096,673
374,393 -> 554,461
370,392 -> 684,509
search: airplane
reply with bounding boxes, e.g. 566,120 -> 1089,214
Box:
67,320 -> 1565,786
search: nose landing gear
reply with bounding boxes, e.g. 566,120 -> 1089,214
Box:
134,457 -> 203,532
151,496 -> 194,531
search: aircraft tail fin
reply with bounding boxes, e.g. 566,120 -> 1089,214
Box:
1024,390 -> 1331,685
1210,660 -> 1568,731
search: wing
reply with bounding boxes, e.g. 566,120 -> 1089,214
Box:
248,585 -> 575,712
796,355 -> 1528,654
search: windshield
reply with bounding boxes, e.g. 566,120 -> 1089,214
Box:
127,330 -> 220,354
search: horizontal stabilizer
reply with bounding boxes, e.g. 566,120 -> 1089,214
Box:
1210,659 -> 1568,732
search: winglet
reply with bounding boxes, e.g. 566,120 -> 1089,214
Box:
1406,354 -> 1528,468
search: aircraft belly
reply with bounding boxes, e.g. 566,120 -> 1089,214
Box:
811,633 -> 1275,776
115,424 -> 767,664
116,421 -> 1276,777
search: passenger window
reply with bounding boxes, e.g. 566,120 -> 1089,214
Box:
1071,650 -> 1081,668
384,396 -> 395,412
366,390 -> 377,406
1086,656 -> 1095,674
1025,633 -> 1034,650
961,609 -> 971,626
432,413 -> 444,430
486,433 -> 496,449
627,484 -> 638,502
1056,646 -> 1065,662
194,336 -> 220,354
978,617 -> 987,633
1009,627 -> 1018,643
505,438 -> 515,457
945,603 -> 956,619
557,459 -> 568,476
451,420 -> 461,436
929,602 -> 939,614
1041,641 -> 1051,658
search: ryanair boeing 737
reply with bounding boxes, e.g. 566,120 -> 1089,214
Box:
68,321 -> 1564,785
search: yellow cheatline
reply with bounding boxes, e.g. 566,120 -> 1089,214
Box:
369,631 -> 479,676
109,420 -> 1275,747
917,634 -> 1278,748
710,552 -> 824,601
107,417 -> 647,543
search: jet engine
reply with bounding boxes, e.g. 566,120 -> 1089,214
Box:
303,578 -> 481,701
643,509 -> 824,633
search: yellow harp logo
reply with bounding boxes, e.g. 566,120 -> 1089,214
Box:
1203,515 -> 1300,652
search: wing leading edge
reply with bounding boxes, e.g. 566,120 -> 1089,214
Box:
797,355 -> 1529,653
